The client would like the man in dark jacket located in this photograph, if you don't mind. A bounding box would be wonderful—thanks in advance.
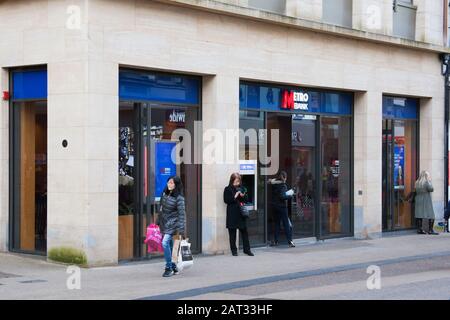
[269,171,295,247]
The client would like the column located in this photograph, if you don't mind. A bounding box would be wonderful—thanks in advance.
[415,0,444,46]
[353,91,383,239]
[420,97,445,220]
[202,74,240,254]
[352,0,393,35]
[286,0,323,21]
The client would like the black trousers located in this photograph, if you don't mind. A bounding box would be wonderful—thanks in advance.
[228,228,251,254]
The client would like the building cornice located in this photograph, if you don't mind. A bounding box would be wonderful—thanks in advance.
[155,0,450,54]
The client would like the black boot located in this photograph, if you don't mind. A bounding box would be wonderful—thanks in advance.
[417,219,427,234]
[428,219,439,235]
[445,219,449,233]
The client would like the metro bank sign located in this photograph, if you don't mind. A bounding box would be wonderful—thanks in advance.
[281,89,309,111]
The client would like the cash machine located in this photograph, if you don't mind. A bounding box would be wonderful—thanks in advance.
[239,160,258,211]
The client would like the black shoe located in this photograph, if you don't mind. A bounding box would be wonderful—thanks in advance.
[244,251,254,256]
[288,241,296,248]
[417,229,427,234]
[428,230,439,235]
[232,252,238,256]
[163,268,174,277]
[172,265,179,275]
[270,241,279,247]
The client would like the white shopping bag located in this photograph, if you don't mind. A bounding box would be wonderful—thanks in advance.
[176,239,194,271]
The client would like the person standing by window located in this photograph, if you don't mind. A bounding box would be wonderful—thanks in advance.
[158,176,186,277]
[415,171,438,235]
[224,173,254,257]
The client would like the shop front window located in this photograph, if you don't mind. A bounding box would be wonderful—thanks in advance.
[119,101,201,260]
[239,110,266,246]
[320,117,352,237]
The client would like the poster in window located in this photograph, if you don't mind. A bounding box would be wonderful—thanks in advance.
[394,145,405,189]
[155,141,177,200]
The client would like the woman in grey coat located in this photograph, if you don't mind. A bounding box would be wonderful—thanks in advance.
[158,176,186,277]
[414,171,438,235]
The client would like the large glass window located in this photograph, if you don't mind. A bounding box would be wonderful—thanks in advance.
[382,119,418,231]
[11,101,48,254]
[322,0,353,28]
[239,110,266,246]
[320,117,352,237]
[119,101,201,260]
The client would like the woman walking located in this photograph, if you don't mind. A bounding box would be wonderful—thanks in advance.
[223,173,254,256]
[269,171,295,247]
[158,176,186,277]
[415,171,438,235]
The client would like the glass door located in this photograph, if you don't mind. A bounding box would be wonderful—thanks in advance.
[11,101,48,254]
[266,113,317,242]
[382,119,418,231]
[319,117,352,238]
[291,115,317,239]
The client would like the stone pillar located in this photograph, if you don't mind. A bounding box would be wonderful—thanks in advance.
[0,68,9,252]
[46,0,119,265]
[286,0,322,21]
[352,0,393,35]
[415,0,444,46]
[202,74,240,255]
[419,97,445,221]
[47,61,119,266]
[353,91,383,239]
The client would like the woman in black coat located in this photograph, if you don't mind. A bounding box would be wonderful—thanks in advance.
[158,176,186,277]
[223,173,254,256]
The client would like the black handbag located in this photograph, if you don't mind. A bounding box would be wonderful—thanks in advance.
[239,203,250,218]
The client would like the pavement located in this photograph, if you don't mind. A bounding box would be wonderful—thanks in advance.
[0,232,450,300]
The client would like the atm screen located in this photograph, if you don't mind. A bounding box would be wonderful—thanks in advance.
[241,175,255,205]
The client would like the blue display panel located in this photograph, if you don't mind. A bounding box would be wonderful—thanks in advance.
[119,70,200,105]
[239,83,352,115]
[12,70,47,100]
[154,141,177,199]
[382,96,418,119]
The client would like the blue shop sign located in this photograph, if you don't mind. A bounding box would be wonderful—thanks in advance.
[119,69,200,105]
[12,69,47,100]
[383,96,418,120]
[239,83,352,116]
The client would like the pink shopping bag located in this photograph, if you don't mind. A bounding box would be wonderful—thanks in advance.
[144,224,163,253]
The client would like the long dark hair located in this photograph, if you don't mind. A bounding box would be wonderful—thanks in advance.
[163,176,184,197]
[228,172,241,188]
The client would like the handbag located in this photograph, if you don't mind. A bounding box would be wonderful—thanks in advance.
[144,224,163,253]
[239,202,250,218]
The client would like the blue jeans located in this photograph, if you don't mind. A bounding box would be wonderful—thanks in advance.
[162,234,177,269]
